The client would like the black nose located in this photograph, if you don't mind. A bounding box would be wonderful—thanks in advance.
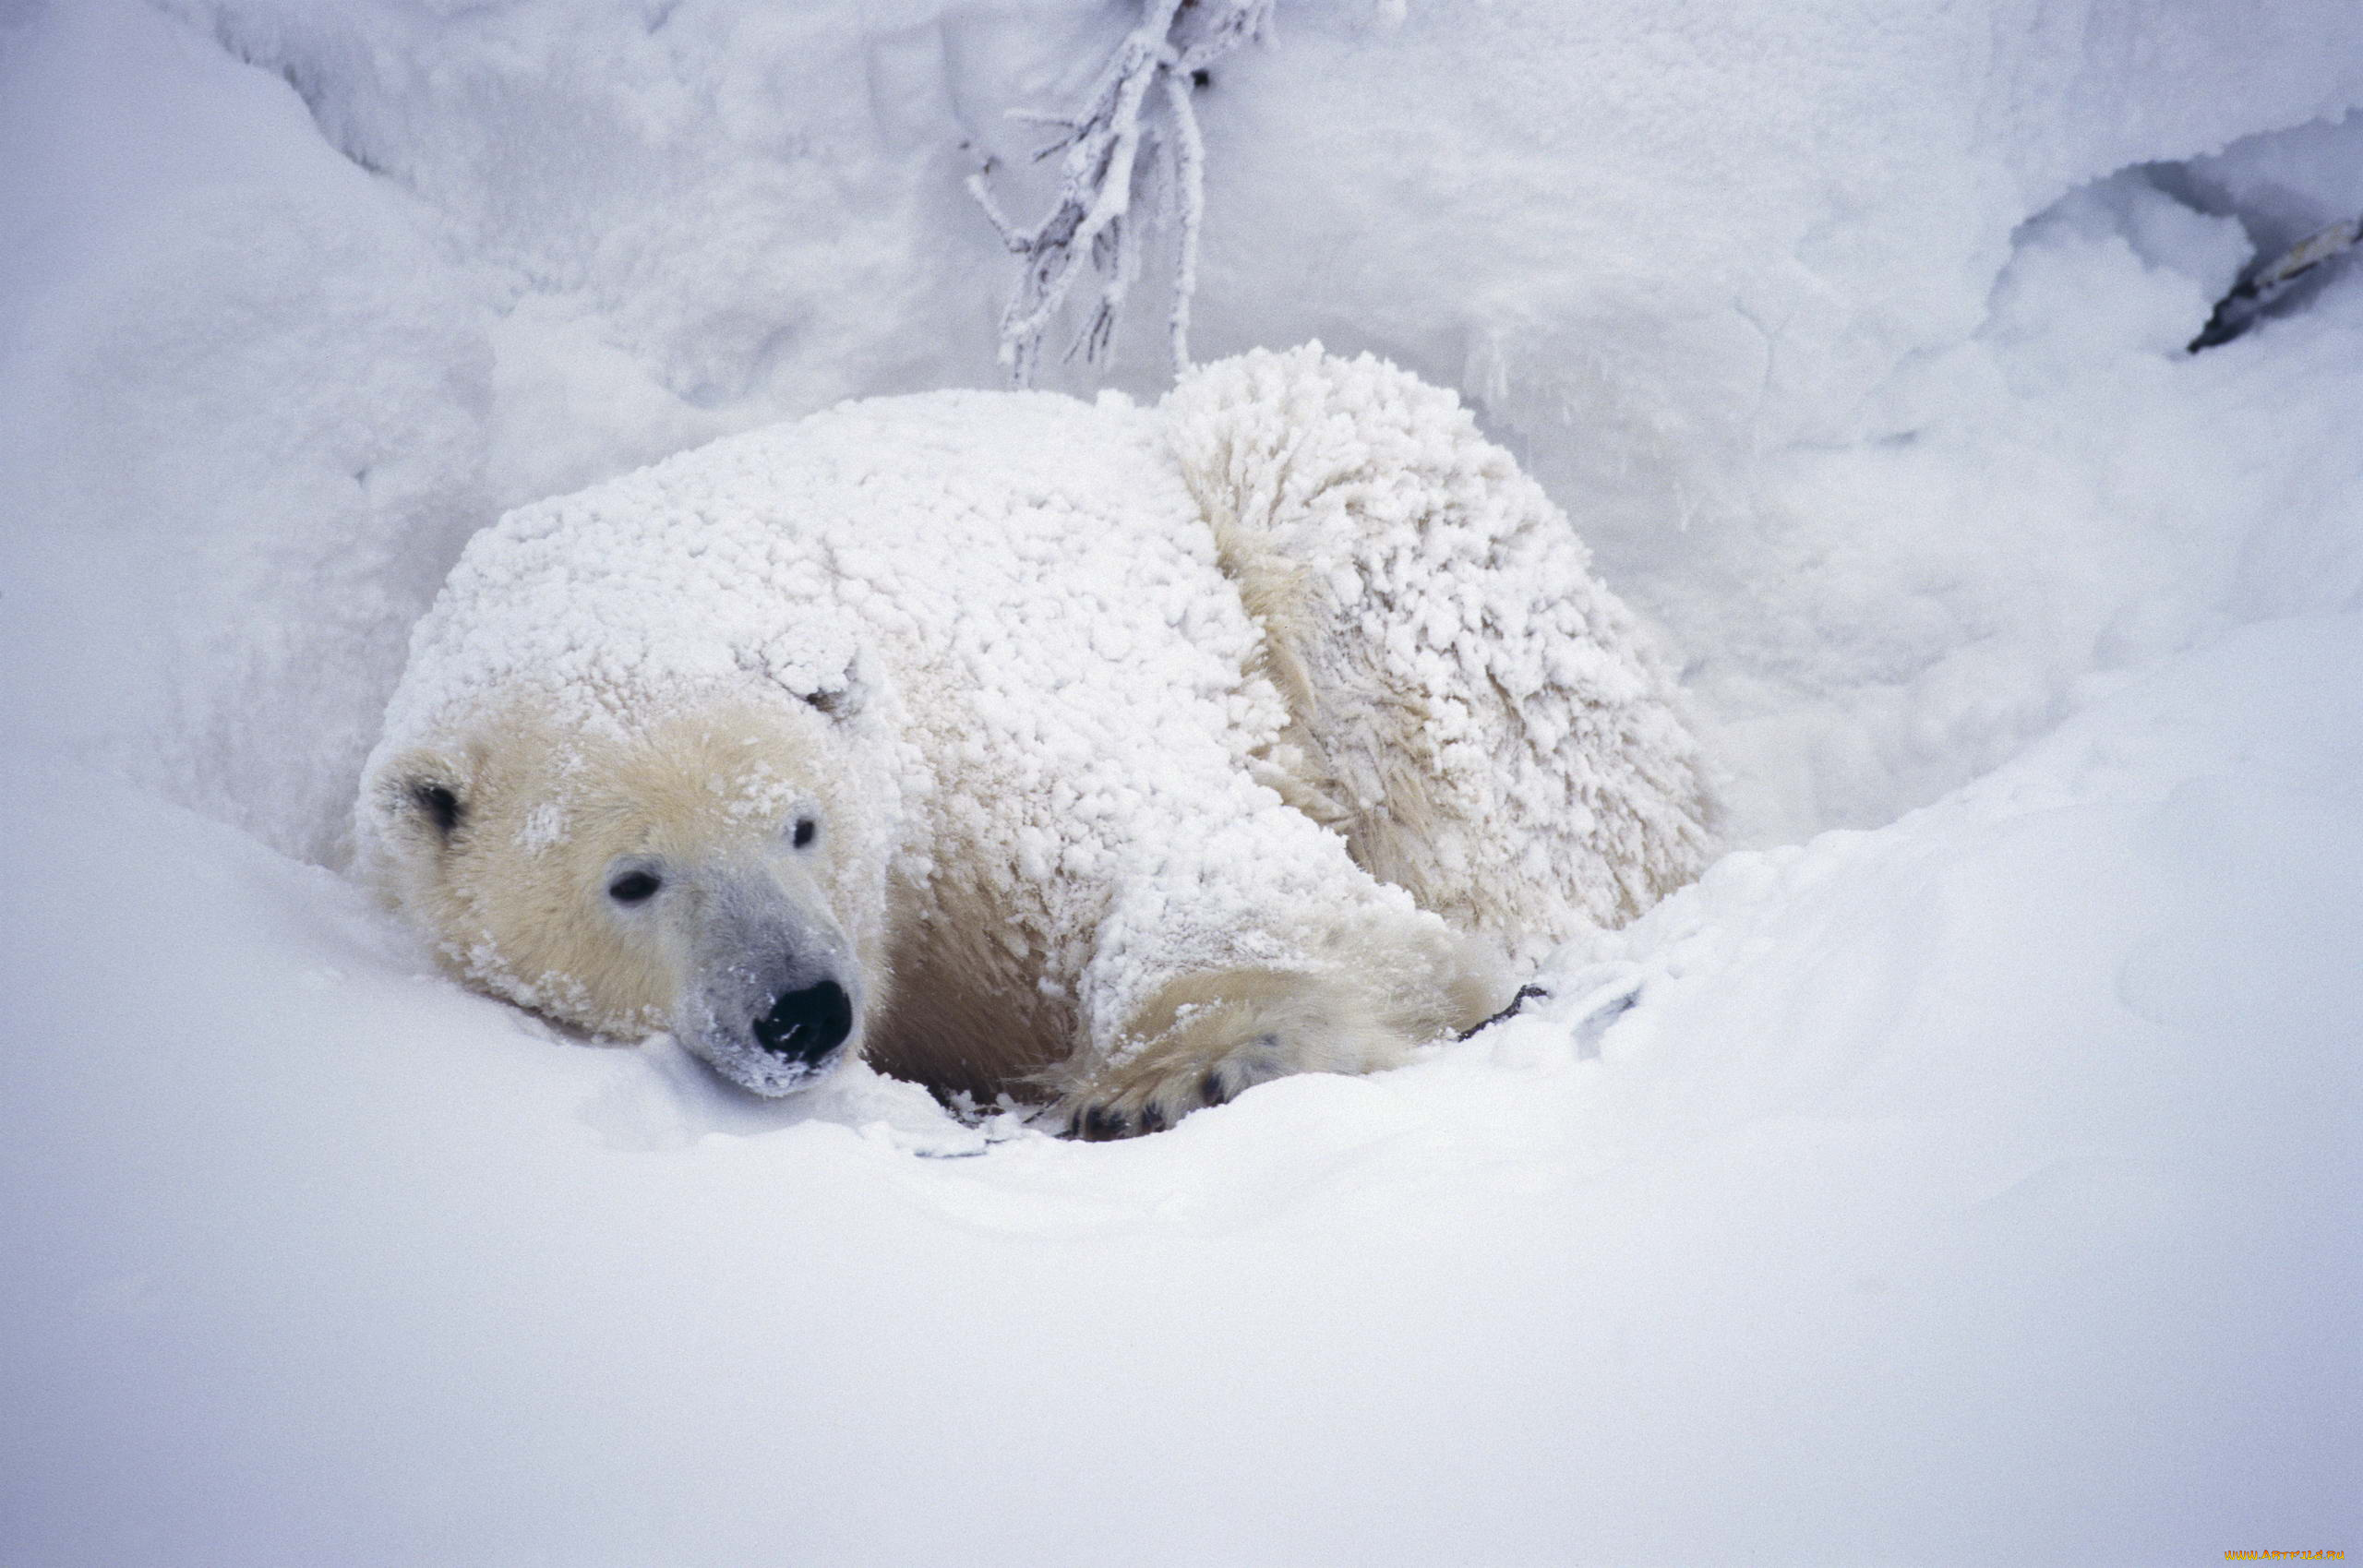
[750,980,853,1065]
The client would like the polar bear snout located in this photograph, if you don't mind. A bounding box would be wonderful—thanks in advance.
[665,860,864,1098]
[677,949,862,1096]
[752,979,855,1067]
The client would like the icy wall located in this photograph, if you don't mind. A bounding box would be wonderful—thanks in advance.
[5,0,2363,859]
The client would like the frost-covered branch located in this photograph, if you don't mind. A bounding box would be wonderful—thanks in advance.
[968,0,1273,384]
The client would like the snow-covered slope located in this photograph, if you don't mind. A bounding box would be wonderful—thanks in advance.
[3,0,2358,1561]
[6,613,2353,1566]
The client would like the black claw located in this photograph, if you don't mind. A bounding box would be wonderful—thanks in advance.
[1458,983,1551,1041]
[1079,1106,1130,1142]
[1199,1070,1229,1107]
[1136,1103,1169,1134]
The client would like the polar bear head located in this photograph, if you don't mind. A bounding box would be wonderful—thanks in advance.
[359,674,906,1097]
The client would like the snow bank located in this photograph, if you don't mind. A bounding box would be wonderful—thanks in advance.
[1709,153,2363,834]
[6,613,2353,1566]
[0,0,491,865]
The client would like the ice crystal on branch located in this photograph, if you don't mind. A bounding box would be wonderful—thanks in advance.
[969,0,1272,385]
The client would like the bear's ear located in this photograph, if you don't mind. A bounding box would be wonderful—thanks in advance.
[374,752,471,846]
[738,636,872,722]
[797,648,871,723]
[410,778,465,836]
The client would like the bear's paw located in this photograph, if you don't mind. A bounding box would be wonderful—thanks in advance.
[1059,968,1407,1140]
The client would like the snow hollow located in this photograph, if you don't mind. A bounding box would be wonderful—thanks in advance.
[2,1,2357,1563]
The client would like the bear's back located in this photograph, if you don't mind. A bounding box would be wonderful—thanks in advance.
[389,389,1286,770]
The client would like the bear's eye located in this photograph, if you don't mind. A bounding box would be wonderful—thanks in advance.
[412,782,463,837]
[607,870,662,905]
[792,816,817,849]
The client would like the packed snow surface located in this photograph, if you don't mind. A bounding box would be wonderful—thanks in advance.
[3,0,2359,1562]
[7,615,2356,1565]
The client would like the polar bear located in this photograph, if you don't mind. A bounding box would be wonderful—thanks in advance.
[359,346,1714,1135]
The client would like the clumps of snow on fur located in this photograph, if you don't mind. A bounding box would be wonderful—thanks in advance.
[374,444,868,750]
[368,349,1708,1080]
[366,350,1712,1083]
[368,370,1418,1067]
[513,802,566,854]
[1165,346,1716,961]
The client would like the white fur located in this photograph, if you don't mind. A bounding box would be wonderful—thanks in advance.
[357,346,1714,1132]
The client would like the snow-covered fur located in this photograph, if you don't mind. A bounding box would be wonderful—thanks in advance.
[1170,351,1714,947]
[358,346,1714,1132]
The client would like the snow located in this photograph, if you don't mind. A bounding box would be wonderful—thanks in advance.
[3,0,2359,1561]
[1161,348,1713,943]
[7,615,2355,1564]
